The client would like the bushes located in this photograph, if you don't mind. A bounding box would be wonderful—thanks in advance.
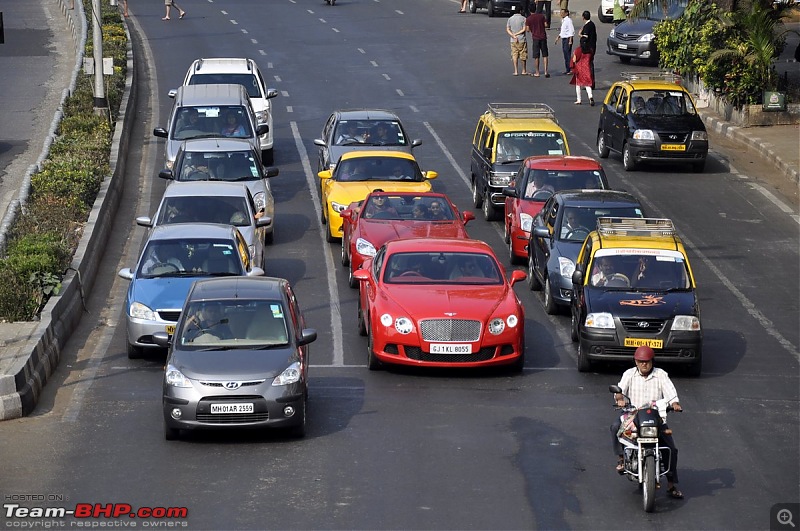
[0,0,126,322]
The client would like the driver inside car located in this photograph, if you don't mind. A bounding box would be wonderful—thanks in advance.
[561,210,587,238]
[525,173,555,199]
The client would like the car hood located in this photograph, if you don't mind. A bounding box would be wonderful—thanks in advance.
[630,114,706,133]
[130,276,213,312]
[614,18,659,36]
[585,289,698,317]
[330,181,432,203]
[551,239,583,262]
[170,348,297,381]
[386,284,509,318]
[359,220,468,244]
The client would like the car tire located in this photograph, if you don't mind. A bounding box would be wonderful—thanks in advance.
[570,311,579,342]
[598,7,611,23]
[577,341,592,372]
[598,132,610,158]
[262,148,274,166]
[341,238,350,266]
[487,0,495,17]
[320,204,327,225]
[471,178,483,208]
[127,342,143,360]
[164,422,179,441]
[503,219,510,244]
[619,56,632,64]
[348,266,358,289]
[623,143,637,171]
[325,225,337,243]
[692,159,706,173]
[469,0,477,13]
[527,253,542,291]
[265,229,274,245]
[288,394,307,438]
[544,276,558,315]
[483,191,499,221]
[357,299,367,336]
[367,332,382,370]
[509,234,523,265]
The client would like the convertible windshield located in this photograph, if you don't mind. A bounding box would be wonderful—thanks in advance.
[383,252,502,284]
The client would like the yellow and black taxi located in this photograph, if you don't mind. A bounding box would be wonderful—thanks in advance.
[470,103,569,221]
[570,217,702,375]
[596,72,708,172]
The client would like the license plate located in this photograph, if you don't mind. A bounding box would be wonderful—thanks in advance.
[211,403,254,414]
[430,343,472,354]
[624,338,663,349]
[618,43,628,50]
[661,144,686,151]
[165,325,175,335]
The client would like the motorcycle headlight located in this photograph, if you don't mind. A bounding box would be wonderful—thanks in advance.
[331,201,348,214]
[355,238,377,257]
[638,33,654,43]
[395,317,413,334]
[671,315,701,331]
[558,257,575,278]
[165,364,192,388]
[640,426,658,438]
[488,317,506,335]
[585,312,615,329]
[253,192,267,212]
[273,361,301,386]
[633,129,655,141]
[691,131,708,141]
[520,214,533,233]
[130,301,156,321]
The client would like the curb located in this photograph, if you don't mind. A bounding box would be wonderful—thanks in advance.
[701,111,800,186]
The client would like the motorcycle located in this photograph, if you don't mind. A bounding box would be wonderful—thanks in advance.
[609,384,681,512]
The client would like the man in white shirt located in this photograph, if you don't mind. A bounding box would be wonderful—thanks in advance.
[554,9,575,75]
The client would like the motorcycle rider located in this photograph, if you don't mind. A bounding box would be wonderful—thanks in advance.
[612,346,684,499]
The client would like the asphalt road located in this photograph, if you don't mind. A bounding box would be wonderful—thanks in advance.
[1,0,798,529]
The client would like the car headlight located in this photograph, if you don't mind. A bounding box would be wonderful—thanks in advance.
[640,426,658,438]
[331,201,348,214]
[273,361,302,386]
[520,213,533,233]
[489,172,513,187]
[165,364,192,388]
[633,129,655,141]
[671,315,701,331]
[585,312,615,329]
[609,28,616,38]
[253,192,267,212]
[506,314,519,328]
[638,33,654,43]
[129,301,156,321]
[558,257,575,278]
[395,317,413,334]
[355,238,377,257]
[691,131,708,141]
[248,244,256,258]
[255,110,268,124]
[488,317,506,335]
[380,313,393,327]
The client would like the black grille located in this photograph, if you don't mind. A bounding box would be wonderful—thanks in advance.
[404,346,496,363]
[616,33,643,42]
[196,412,269,423]
[600,347,694,358]
[620,318,666,333]
[419,319,481,342]
[657,132,689,143]
[158,310,181,322]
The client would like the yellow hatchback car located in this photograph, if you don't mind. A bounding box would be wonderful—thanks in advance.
[318,151,437,242]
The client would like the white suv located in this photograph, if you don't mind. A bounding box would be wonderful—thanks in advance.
[180,58,278,164]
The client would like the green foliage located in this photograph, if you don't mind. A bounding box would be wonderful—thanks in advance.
[0,263,40,322]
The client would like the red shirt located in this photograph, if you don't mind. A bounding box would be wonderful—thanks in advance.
[526,12,547,40]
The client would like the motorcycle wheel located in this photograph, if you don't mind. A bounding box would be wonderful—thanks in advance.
[642,454,656,513]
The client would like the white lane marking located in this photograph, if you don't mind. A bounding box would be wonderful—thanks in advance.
[291,121,344,366]
[286,106,293,113]
[409,105,419,113]
[241,29,248,34]
[221,10,228,14]
[332,27,340,33]
[259,50,267,56]
[382,74,391,81]
[319,18,326,23]
[396,89,405,97]
[396,10,404,14]
[357,48,366,54]
[370,61,378,67]
[749,182,800,223]
[281,90,289,97]
[274,76,282,82]
[423,121,470,188]
[231,19,238,25]
[251,39,258,44]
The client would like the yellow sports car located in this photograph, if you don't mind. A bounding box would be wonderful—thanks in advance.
[318,151,437,242]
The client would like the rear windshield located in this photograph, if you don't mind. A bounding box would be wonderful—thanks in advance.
[188,73,262,99]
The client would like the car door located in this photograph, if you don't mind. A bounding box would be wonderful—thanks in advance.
[505,165,526,237]
[318,114,336,172]
[532,196,558,282]
[608,86,630,152]
[571,237,594,333]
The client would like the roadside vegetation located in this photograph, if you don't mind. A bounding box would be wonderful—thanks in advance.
[0,1,126,321]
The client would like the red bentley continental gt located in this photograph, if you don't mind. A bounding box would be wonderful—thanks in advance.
[353,238,527,372]
[501,156,609,265]
[340,191,475,288]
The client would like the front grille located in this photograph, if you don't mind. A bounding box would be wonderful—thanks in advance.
[420,319,481,342]
[200,380,265,388]
[405,346,496,363]
[620,318,666,333]
[600,347,693,358]
[158,310,181,322]
[616,33,643,43]
[196,412,269,424]
[657,132,689,143]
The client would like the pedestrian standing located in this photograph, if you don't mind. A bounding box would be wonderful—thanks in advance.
[578,10,597,89]
[554,9,574,74]
[163,0,186,20]
[570,38,595,105]
[459,0,467,13]
[535,0,553,28]
[526,8,550,77]
[507,11,529,76]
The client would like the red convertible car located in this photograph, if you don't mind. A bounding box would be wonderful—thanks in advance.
[502,156,608,265]
[340,191,475,288]
[352,238,527,371]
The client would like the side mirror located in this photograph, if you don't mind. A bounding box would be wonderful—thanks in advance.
[411,139,423,148]
[263,166,279,178]
[158,169,174,180]
[249,266,265,277]
[424,170,438,180]
[298,328,318,346]
[483,147,492,159]
[572,269,584,286]
[533,226,549,238]
[117,268,134,280]
[462,211,476,224]
[136,216,153,228]
[502,187,518,198]
[256,216,272,228]
[318,170,332,180]
[265,88,279,99]
[313,138,326,147]
[153,127,168,138]
[256,124,269,136]
[509,269,527,286]
[341,209,353,221]
[353,269,370,282]
[167,89,177,99]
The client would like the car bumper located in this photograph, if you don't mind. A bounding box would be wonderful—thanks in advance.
[627,139,708,163]
[163,383,305,431]
[372,335,524,368]
[579,328,702,364]
[327,206,344,239]
[606,39,657,60]
[126,313,179,350]
[489,186,507,207]
[546,270,573,306]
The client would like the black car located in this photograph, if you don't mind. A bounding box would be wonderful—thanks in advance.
[527,190,646,314]
[468,0,527,17]
[156,277,317,440]
[597,73,709,172]
[606,1,687,64]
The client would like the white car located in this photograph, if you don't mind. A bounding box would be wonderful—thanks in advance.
[179,58,278,164]
[598,0,635,23]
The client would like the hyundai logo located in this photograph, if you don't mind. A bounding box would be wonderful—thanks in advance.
[637,321,650,328]
[223,381,241,390]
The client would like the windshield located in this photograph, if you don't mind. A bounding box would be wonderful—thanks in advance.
[187,73,263,99]
[334,157,424,182]
[176,151,260,182]
[641,1,686,20]
[157,196,251,227]
[334,120,409,146]
[589,251,690,290]
[520,168,606,200]
[178,300,290,348]
[137,240,243,278]
[496,132,566,162]
[558,206,644,241]
[172,106,253,141]
[630,90,697,116]
[383,252,502,285]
